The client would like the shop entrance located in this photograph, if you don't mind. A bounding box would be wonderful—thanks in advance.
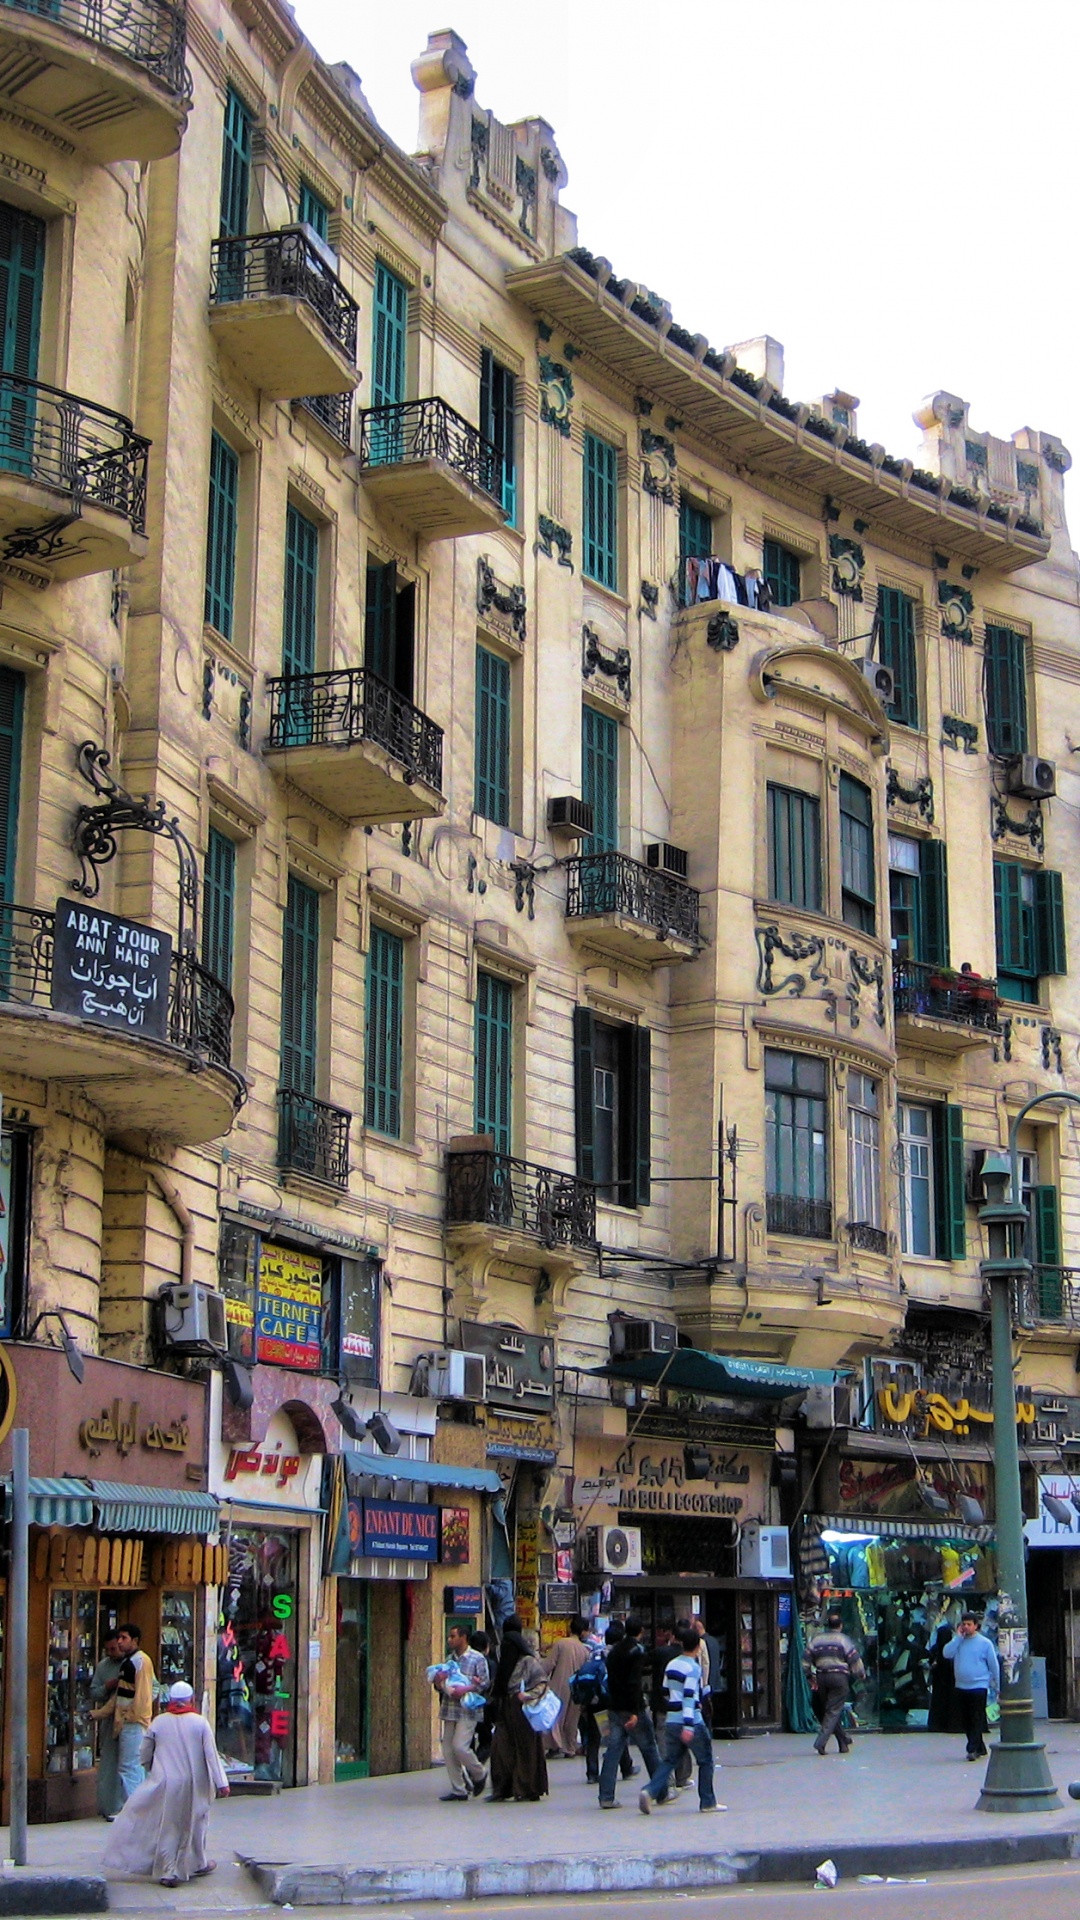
[607,1583,780,1733]
[216,1525,299,1787]
[1027,1549,1066,1717]
[334,1579,370,1779]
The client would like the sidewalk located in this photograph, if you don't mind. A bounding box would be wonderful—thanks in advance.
[7,1727,1080,1911]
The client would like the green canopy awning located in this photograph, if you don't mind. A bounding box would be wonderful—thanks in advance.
[593,1349,840,1401]
[1,1479,220,1533]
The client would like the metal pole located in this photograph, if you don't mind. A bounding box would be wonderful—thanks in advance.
[10,1427,29,1865]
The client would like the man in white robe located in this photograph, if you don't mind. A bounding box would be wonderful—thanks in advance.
[104,1682,230,1886]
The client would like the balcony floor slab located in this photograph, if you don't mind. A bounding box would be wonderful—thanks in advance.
[264,740,444,823]
[209,298,360,398]
[565,915,698,968]
[0,476,147,582]
[0,15,187,161]
[360,458,506,539]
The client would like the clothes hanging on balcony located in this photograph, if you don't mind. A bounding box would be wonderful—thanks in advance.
[683,557,773,611]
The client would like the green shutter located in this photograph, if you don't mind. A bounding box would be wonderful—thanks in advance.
[474,645,511,826]
[365,925,404,1137]
[1032,1185,1063,1317]
[0,200,44,379]
[481,347,517,523]
[767,784,821,913]
[583,432,618,590]
[630,1024,651,1208]
[1034,869,1067,976]
[993,860,1031,975]
[475,971,513,1154]
[877,587,918,729]
[0,667,23,907]
[201,826,236,988]
[372,261,407,410]
[582,705,619,853]
[678,500,712,603]
[573,1005,596,1184]
[934,1103,966,1262]
[918,839,950,968]
[281,875,319,1097]
[364,560,397,683]
[220,87,252,239]
[204,431,239,641]
[283,502,319,677]
[984,625,1029,758]
[763,538,801,609]
[298,181,329,240]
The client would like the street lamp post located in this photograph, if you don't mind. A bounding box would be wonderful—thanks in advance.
[973,1091,1080,1813]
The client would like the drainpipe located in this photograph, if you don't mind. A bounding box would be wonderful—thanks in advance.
[143,1161,194,1288]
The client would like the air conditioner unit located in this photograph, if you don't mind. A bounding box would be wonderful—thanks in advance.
[578,1524,643,1576]
[287,220,339,274]
[800,1382,854,1430]
[645,842,689,880]
[854,657,895,706]
[609,1316,678,1358]
[158,1283,228,1356]
[548,795,594,837]
[738,1523,792,1580]
[1006,755,1056,800]
[427,1349,487,1403]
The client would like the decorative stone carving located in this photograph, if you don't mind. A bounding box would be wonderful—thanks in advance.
[990,794,1044,853]
[706,612,739,651]
[536,515,573,569]
[938,580,974,644]
[582,624,631,699]
[942,716,978,753]
[477,556,526,642]
[1041,1025,1063,1073]
[639,581,659,621]
[885,765,934,824]
[755,922,827,997]
[538,353,574,436]
[515,156,536,235]
[828,535,865,600]
[640,428,676,505]
[847,950,886,1029]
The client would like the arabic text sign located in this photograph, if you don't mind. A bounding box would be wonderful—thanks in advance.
[461,1321,555,1410]
[257,1241,323,1369]
[52,898,172,1040]
[362,1499,439,1561]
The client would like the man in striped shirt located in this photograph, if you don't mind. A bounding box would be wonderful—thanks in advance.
[638,1628,725,1814]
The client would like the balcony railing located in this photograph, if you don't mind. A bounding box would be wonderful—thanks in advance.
[564,852,701,946]
[1,0,190,98]
[297,391,353,447]
[356,397,503,502]
[278,1088,350,1189]
[893,958,1000,1031]
[266,667,444,792]
[210,231,358,362]
[0,376,149,531]
[1016,1267,1080,1328]
[446,1147,597,1252]
[766,1193,832,1239]
[849,1220,889,1256]
[0,903,233,1068]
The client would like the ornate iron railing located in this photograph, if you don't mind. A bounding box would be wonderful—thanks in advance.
[446,1147,597,1252]
[297,390,353,447]
[0,376,149,533]
[893,958,1000,1031]
[849,1220,889,1256]
[266,667,444,793]
[564,852,700,946]
[1015,1267,1080,1328]
[766,1193,832,1239]
[210,230,358,363]
[278,1088,350,1189]
[357,396,503,503]
[1,0,190,98]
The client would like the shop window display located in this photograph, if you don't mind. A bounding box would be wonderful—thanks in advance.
[216,1527,299,1785]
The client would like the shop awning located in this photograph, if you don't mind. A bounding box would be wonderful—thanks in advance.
[2,1478,95,1526]
[593,1350,840,1401]
[342,1452,503,1493]
[819,1512,995,1545]
[85,1484,220,1535]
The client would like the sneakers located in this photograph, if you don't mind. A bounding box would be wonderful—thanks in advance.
[700,1803,728,1812]
[638,1787,654,1815]
[598,1800,617,1810]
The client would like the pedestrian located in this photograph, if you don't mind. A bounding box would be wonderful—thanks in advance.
[578,1625,640,1787]
[639,1627,724,1815]
[542,1615,591,1758]
[692,1614,723,1732]
[805,1610,865,1755]
[91,1633,123,1821]
[90,1623,157,1805]
[103,1682,230,1887]
[433,1622,489,1801]
[942,1614,1000,1761]
[598,1617,664,1809]
[488,1623,549,1802]
[927,1622,961,1733]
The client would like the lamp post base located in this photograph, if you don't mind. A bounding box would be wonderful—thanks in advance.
[977,1739,1061,1812]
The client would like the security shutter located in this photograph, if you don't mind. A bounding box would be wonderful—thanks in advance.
[219,87,253,239]
[583,431,618,590]
[877,587,918,729]
[1033,869,1067,977]
[933,1104,966,1262]
[630,1024,652,1208]
[204,432,239,640]
[365,925,403,1137]
[0,667,24,906]
[474,970,513,1154]
[1031,1185,1062,1318]
[572,1005,596,1184]
[983,625,1029,759]
[283,503,319,678]
[281,876,319,1097]
[474,646,511,826]
[582,705,619,854]
[918,839,950,969]
[201,826,236,988]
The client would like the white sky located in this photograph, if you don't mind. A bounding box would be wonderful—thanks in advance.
[293,0,1079,528]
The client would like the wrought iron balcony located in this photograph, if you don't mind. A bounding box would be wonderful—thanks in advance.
[563,851,701,964]
[3,0,189,92]
[278,1088,350,1189]
[0,375,149,579]
[1015,1267,1080,1328]
[848,1220,889,1256]
[209,231,359,397]
[766,1193,832,1239]
[296,390,353,447]
[893,959,1000,1035]
[446,1146,597,1253]
[264,667,444,822]
[0,0,190,160]
[356,398,507,539]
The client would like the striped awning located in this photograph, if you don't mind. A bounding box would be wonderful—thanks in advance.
[21,1479,94,1526]
[86,1483,219,1535]
[819,1512,995,1545]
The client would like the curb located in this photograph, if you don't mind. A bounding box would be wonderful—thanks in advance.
[0,1870,109,1915]
[241,1827,1080,1906]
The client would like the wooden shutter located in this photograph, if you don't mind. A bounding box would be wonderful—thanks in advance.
[298,182,329,240]
[918,839,950,968]
[0,667,23,908]
[474,970,513,1154]
[877,587,918,729]
[474,646,511,826]
[364,560,397,682]
[219,87,252,238]
[1031,1185,1063,1317]
[993,860,1030,975]
[0,201,44,380]
[763,538,800,609]
[481,349,517,523]
[767,784,821,913]
[365,925,403,1136]
[201,826,236,988]
[630,1024,652,1208]
[281,876,320,1097]
[1033,869,1066,977]
[583,432,618,590]
[582,705,619,853]
[204,431,239,641]
[283,502,319,678]
[573,1005,596,1184]
[983,625,1029,759]
[933,1104,966,1262]
[372,262,408,409]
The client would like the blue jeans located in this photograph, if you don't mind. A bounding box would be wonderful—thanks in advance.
[116,1722,147,1803]
[598,1708,662,1804]
[644,1720,716,1808]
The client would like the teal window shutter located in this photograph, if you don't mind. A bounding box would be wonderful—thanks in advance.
[474,645,511,826]
[0,201,45,381]
[298,182,330,240]
[201,826,236,988]
[631,1024,651,1208]
[984,625,1029,758]
[762,538,800,608]
[480,347,517,523]
[877,587,918,728]
[281,875,320,1096]
[678,500,713,605]
[1031,1185,1063,1317]
[204,431,239,641]
[918,839,950,968]
[0,666,23,906]
[767,783,821,913]
[372,261,408,409]
[364,559,397,685]
[365,925,404,1137]
[839,773,875,932]
[994,860,1032,975]
[1034,869,1067,976]
[933,1103,966,1261]
[573,1005,596,1183]
[220,87,253,239]
[583,431,618,590]
[582,705,619,853]
[475,970,513,1154]
[283,502,319,677]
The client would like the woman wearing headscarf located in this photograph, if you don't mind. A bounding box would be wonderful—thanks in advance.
[104,1682,230,1887]
[487,1619,549,1802]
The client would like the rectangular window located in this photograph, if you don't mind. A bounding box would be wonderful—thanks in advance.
[1028,1180,1063,1319]
[877,586,918,729]
[574,1007,650,1208]
[474,645,511,826]
[839,774,875,933]
[582,705,619,854]
[0,665,24,906]
[767,783,821,913]
[475,970,513,1154]
[202,827,236,989]
[298,181,330,241]
[282,502,319,677]
[763,538,801,609]
[217,1220,380,1380]
[898,1102,933,1256]
[281,875,319,1096]
[372,261,408,410]
[583,431,618,590]
[994,860,1066,1002]
[365,924,404,1138]
[364,559,415,699]
[480,347,517,524]
[889,835,950,967]
[678,499,713,606]
[933,1103,966,1261]
[219,86,253,239]
[0,200,45,387]
[984,624,1029,758]
[764,1049,829,1236]
[204,431,239,641]
[847,1071,881,1231]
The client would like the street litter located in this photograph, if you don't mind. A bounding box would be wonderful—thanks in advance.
[815,1859,839,1887]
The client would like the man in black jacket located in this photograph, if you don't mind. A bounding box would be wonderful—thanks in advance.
[597,1618,665,1809]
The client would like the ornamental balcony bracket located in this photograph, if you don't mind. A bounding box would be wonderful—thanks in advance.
[71,741,199,951]
[990,793,1044,852]
[477,556,526,641]
[706,611,739,651]
[582,623,631,699]
[886,765,934,823]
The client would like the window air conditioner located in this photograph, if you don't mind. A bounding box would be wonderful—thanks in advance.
[548,796,594,837]
[738,1522,792,1579]
[158,1283,228,1356]
[578,1524,643,1576]
[609,1316,678,1357]
[855,658,895,706]
[1006,756,1056,801]
[287,221,339,274]
[645,842,689,880]
[427,1350,487,1403]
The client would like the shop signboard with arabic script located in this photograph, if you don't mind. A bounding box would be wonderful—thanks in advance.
[52,899,171,1040]
[257,1242,323,1369]
[460,1322,554,1411]
[869,1360,1080,1444]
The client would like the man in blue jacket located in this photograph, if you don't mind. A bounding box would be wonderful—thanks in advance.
[943,1614,1000,1760]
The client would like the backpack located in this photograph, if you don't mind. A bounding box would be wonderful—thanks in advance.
[569,1654,608,1709]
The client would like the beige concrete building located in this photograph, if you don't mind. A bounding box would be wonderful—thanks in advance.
[1,0,1080,1810]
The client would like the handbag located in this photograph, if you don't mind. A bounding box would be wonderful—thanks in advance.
[521,1685,562,1734]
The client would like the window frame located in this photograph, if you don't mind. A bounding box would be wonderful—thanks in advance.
[983,624,1029,759]
[280,873,321,1098]
[767,781,822,914]
[474,643,513,827]
[217,1218,381,1385]
[282,499,320,678]
[574,1007,650,1209]
[480,346,517,525]
[219,85,253,240]
[298,181,330,241]
[364,922,405,1140]
[583,430,619,591]
[204,429,240,642]
[994,859,1066,1003]
[897,1100,935,1258]
[202,825,236,990]
[764,1048,830,1237]
[763,537,801,609]
[876,585,919,730]
[678,497,713,606]
[847,1070,882,1230]
[372,260,408,411]
[474,969,514,1155]
[839,773,876,933]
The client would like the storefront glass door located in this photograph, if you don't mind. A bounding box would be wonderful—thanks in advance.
[334,1578,369,1779]
[216,1526,299,1786]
